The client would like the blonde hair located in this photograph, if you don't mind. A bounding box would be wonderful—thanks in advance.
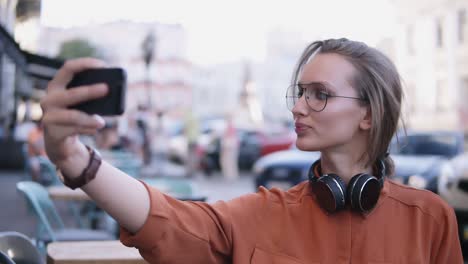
[292,38,403,176]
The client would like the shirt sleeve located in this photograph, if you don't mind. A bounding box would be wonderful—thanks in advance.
[119,182,267,264]
[431,204,464,264]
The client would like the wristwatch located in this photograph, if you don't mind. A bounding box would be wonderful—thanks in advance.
[58,145,102,190]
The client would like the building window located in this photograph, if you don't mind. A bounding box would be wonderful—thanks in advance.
[458,9,466,43]
[436,18,444,48]
[407,25,414,55]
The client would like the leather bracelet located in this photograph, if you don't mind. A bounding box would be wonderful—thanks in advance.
[58,145,102,190]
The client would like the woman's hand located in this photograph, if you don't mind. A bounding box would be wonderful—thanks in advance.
[40,58,108,171]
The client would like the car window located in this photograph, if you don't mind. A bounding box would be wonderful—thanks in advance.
[390,133,460,157]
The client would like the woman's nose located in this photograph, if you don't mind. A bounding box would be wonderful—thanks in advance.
[291,96,309,116]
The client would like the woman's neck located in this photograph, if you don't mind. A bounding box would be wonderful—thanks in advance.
[319,152,372,184]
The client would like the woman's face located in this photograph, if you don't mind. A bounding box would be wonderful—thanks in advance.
[292,53,370,152]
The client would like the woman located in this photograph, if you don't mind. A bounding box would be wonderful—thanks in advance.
[40,38,463,263]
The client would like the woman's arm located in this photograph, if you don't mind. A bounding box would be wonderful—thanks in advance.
[41,58,149,233]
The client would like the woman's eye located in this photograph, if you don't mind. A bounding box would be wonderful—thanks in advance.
[315,90,328,100]
[297,88,304,97]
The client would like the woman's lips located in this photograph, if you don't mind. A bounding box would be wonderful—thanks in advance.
[294,122,310,134]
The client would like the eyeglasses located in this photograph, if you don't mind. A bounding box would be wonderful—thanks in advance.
[285,82,368,112]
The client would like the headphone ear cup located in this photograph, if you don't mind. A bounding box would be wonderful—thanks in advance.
[347,174,381,213]
[313,173,347,213]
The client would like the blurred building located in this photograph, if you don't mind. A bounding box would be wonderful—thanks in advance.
[38,21,192,117]
[191,61,244,119]
[235,62,263,129]
[392,0,468,133]
[0,0,62,169]
[257,29,308,123]
[0,0,61,131]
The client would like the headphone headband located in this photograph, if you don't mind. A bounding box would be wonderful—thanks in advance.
[309,158,386,187]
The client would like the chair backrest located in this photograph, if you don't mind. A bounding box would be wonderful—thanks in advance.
[145,178,194,196]
[102,150,141,177]
[0,232,45,264]
[0,251,15,264]
[16,181,65,242]
[21,143,30,178]
[37,157,61,186]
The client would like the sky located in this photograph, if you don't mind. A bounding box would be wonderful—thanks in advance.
[40,0,398,65]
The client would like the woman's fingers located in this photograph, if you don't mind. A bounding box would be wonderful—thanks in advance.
[42,109,105,128]
[77,127,102,135]
[48,58,106,92]
[41,83,108,110]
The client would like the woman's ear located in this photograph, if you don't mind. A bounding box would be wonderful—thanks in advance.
[359,106,371,130]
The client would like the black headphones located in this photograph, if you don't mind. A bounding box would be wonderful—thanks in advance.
[308,159,386,214]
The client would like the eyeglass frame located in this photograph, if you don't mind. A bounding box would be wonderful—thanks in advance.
[285,82,369,112]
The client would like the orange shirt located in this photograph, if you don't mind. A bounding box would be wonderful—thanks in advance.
[120,180,463,264]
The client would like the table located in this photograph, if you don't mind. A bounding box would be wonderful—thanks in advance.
[47,185,206,202]
[48,184,172,202]
[47,240,146,264]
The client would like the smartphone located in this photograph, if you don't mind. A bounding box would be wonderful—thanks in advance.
[66,68,127,116]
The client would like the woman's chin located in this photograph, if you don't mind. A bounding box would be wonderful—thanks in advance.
[295,141,320,152]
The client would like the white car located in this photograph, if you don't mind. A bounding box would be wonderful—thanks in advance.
[438,152,468,210]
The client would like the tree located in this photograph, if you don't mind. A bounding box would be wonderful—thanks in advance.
[57,39,99,60]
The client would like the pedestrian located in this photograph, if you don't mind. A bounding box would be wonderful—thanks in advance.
[26,119,47,181]
[183,112,199,177]
[220,113,239,180]
[135,104,151,165]
[40,38,463,263]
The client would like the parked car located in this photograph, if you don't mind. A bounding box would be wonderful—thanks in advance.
[438,152,468,257]
[166,118,225,164]
[389,131,464,193]
[253,147,319,190]
[200,128,296,174]
[253,131,464,192]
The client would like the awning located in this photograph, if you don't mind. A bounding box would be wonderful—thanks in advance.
[0,24,27,70]
[24,51,63,84]
[1,24,64,93]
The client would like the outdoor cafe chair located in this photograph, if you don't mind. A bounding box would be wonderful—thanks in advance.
[101,150,142,177]
[37,157,62,186]
[16,181,115,247]
[0,231,44,264]
[143,178,207,201]
[144,177,194,196]
[29,157,86,228]
[0,251,15,264]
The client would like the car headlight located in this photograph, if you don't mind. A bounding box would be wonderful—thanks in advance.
[408,175,427,189]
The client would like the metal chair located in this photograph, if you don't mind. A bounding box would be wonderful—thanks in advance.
[0,251,15,264]
[102,150,142,177]
[16,181,115,247]
[36,157,62,186]
[144,178,194,196]
[0,232,44,264]
[144,178,207,201]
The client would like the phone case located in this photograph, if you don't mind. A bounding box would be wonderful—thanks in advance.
[66,68,126,116]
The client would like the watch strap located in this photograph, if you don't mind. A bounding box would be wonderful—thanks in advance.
[60,145,102,190]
